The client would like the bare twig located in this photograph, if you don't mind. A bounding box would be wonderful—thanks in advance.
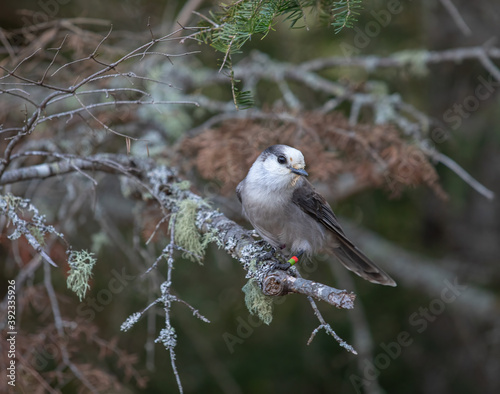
[176,0,205,28]
[24,232,58,267]
[171,295,211,323]
[0,27,16,60]
[476,47,500,83]
[306,297,358,354]
[40,99,199,125]
[40,35,68,84]
[278,267,357,354]
[439,0,472,36]
[145,215,171,245]
[430,150,495,200]
[44,262,99,393]
[0,153,139,185]
[0,26,201,180]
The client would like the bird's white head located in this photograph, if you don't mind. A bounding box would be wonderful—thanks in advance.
[248,145,308,190]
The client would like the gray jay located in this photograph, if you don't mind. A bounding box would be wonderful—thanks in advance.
[237,144,396,286]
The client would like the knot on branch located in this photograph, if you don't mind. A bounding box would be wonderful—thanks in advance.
[262,270,288,296]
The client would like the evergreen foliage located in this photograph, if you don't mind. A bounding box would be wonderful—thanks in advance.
[199,0,362,108]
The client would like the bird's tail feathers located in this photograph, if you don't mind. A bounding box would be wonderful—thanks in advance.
[331,241,396,287]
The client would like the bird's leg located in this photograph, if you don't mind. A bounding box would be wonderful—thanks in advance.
[270,260,293,271]
[287,250,304,266]
[271,250,305,271]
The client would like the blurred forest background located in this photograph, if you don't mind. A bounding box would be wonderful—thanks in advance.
[1,0,500,393]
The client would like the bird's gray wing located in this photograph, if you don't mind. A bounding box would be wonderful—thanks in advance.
[292,180,396,287]
[236,181,243,203]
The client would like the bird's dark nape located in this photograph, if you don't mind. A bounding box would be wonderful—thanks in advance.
[260,145,286,160]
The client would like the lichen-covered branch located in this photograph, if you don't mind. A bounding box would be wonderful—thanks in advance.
[261,270,355,308]
[300,44,500,72]
[0,193,63,267]
[1,153,356,307]
[0,152,358,357]
[0,152,149,185]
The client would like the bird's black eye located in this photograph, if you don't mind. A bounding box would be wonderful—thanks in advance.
[277,155,287,165]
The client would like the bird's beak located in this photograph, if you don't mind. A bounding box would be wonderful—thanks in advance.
[291,167,308,177]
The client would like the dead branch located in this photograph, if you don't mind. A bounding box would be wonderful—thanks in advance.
[438,0,472,36]
[0,26,201,180]
[300,44,500,71]
[0,153,144,185]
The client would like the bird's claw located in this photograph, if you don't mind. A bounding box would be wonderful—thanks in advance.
[257,248,293,271]
[257,248,276,263]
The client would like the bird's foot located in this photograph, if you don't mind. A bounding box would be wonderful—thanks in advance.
[271,250,305,270]
[258,249,305,271]
[257,247,277,263]
[270,261,292,271]
[257,248,290,270]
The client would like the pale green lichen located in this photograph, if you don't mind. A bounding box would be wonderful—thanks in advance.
[91,232,110,253]
[1,193,23,211]
[392,49,429,77]
[203,228,222,249]
[171,199,210,264]
[67,250,96,301]
[242,279,274,325]
[247,259,257,273]
[174,180,191,191]
[29,226,46,246]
